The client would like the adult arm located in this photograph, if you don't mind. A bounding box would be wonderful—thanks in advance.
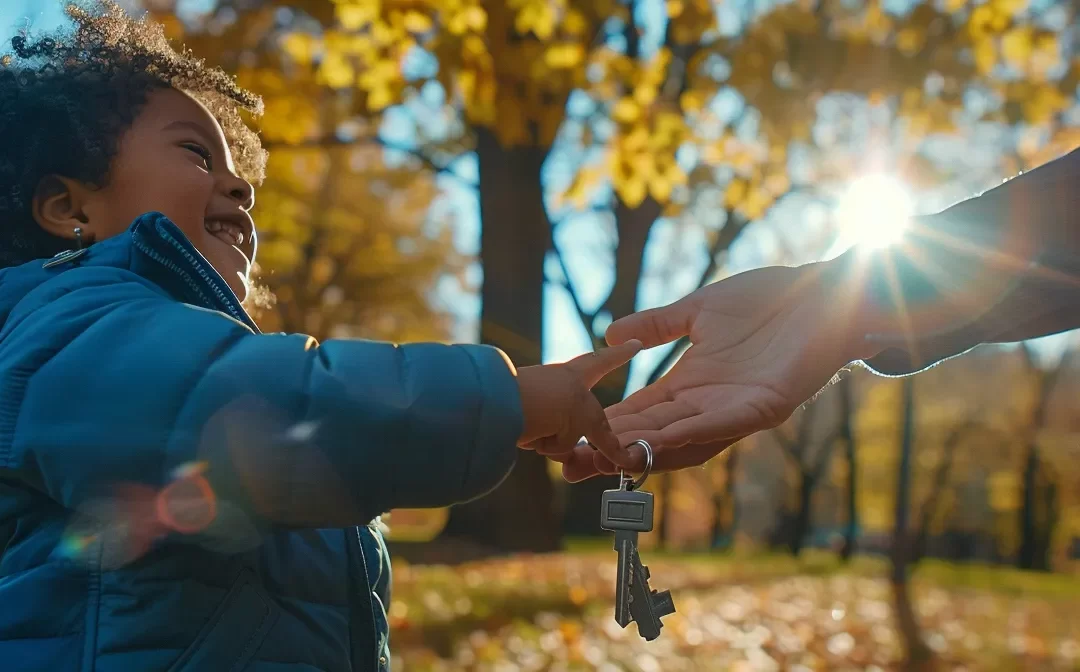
[856,145,1080,374]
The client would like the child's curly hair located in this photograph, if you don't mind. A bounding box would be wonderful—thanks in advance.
[0,0,267,269]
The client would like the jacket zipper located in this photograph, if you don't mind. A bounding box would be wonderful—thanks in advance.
[133,217,379,668]
[349,526,379,672]
[130,221,258,331]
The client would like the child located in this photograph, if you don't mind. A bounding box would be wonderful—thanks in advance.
[0,3,640,671]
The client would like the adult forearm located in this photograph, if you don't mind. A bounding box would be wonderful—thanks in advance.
[837,146,1080,374]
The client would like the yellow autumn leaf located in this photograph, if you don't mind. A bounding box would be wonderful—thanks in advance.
[319,54,355,89]
[633,84,657,107]
[742,188,772,220]
[764,172,790,196]
[896,27,924,55]
[562,9,588,36]
[403,11,433,33]
[724,178,748,208]
[1002,26,1033,67]
[545,43,584,69]
[336,3,376,31]
[367,86,394,111]
[974,38,996,75]
[968,5,994,38]
[282,33,319,65]
[989,471,1021,511]
[619,176,648,208]
[463,35,487,57]
[944,0,966,12]
[667,0,685,18]
[649,175,673,202]
[464,6,487,31]
[621,125,649,151]
[680,90,706,113]
[666,164,688,186]
[991,0,1028,19]
[612,98,641,124]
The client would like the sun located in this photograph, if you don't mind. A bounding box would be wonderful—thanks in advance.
[834,174,914,250]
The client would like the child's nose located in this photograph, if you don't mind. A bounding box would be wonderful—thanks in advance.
[222,173,255,211]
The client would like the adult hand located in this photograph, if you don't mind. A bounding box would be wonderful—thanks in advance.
[561,259,873,482]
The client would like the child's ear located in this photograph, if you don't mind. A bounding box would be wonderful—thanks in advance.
[32,174,96,242]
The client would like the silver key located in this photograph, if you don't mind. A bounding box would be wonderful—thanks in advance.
[599,440,676,641]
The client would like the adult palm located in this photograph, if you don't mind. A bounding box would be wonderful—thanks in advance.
[561,260,866,482]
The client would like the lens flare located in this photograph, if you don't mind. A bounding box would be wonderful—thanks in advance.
[54,461,219,568]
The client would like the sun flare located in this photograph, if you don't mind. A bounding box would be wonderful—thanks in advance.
[835,174,913,250]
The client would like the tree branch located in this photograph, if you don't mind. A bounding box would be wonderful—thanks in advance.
[549,203,613,226]
[911,420,974,564]
[551,244,602,350]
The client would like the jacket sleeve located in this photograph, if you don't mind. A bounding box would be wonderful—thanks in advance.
[858,146,1080,376]
[5,280,522,531]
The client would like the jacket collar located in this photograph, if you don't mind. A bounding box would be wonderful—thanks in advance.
[45,212,260,332]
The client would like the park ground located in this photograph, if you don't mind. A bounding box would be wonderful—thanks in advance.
[388,544,1080,671]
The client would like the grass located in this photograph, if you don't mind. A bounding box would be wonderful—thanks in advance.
[389,549,1080,670]
[563,537,1080,600]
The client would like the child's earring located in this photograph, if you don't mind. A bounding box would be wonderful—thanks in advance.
[42,225,90,269]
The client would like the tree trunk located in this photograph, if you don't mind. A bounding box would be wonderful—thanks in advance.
[892,378,935,671]
[1017,346,1067,571]
[790,473,814,556]
[1017,442,1041,570]
[438,129,560,555]
[563,197,660,537]
[1035,480,1058,572]
[837,377,858,562]
[711,447,740,548]
[658,472,673,549]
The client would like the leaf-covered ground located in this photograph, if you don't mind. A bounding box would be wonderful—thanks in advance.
[387,552,1080,671]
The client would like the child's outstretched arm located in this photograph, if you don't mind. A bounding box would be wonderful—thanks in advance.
[2,276,633,537]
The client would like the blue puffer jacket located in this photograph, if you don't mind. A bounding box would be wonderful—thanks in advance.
[0,212,523,671]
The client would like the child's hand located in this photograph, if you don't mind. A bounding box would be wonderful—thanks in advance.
[515,340,643,469]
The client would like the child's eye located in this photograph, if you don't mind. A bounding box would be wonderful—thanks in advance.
[181,142,213,170]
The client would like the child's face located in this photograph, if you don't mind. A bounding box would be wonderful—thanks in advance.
[80,87,258,300]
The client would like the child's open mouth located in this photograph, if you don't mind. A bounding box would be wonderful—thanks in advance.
[204,217,254,264]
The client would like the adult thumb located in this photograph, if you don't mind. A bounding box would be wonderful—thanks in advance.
[566,340,643,389]
[605,295,700,348]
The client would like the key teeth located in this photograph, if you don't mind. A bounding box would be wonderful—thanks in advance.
[652,589,676,618]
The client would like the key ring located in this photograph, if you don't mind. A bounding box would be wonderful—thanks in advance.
[620,439,653,490]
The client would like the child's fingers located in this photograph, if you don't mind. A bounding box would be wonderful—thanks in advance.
[529,427,581,457]
[578,394,634,468]
[565,340,643,389]
[560,443,606,482]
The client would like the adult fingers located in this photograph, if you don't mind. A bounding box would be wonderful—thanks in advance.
[658,404,772,447]
[651,438,740,471]
[604,378,675,420]
[605,294,701,348]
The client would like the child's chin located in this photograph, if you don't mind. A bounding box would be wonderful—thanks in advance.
[224,270,249,302]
